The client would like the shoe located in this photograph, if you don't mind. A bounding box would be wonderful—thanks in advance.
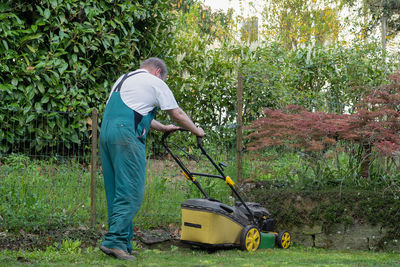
[100,245,136,261]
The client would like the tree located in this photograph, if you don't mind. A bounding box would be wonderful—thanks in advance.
[246,71,400,178]
[241,16,259,42]
[346,0,400,48]
[262,0,342,49]
[174,1,236,43]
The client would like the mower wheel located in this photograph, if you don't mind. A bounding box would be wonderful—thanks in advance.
[240,225,261,252]
[276,230,291,249]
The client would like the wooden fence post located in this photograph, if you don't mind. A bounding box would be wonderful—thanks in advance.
[237,72,243,183]
[90,108,98,228]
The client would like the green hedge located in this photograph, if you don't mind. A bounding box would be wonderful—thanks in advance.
[0,0,176,154]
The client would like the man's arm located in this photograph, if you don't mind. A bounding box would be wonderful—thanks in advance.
[167,107,204,137]
[150,119,179,132]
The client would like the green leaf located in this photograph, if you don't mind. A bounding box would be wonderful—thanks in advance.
[11,78,18,86]
[50,0,57,9]
[34,102,42,110]
[78,43,85,53]
[25,114,35,123]
[2,40,8,50]
[0,84,11,92]
[70,133,80,144]
[27,45,36,53]
[35,61,45,69]
[44,9,50,20]
[41,95,49,103]
[37,82,44,94]
[58,62,68,74]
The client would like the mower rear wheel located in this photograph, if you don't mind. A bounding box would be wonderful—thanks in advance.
[276,230,291,249]
[240,225,261,252]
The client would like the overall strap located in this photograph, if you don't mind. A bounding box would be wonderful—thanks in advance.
[113,71,146,93]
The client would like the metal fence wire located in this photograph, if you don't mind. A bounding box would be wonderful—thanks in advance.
[0,107,239,231]
[0,107,92,161]
[0,107,97,231]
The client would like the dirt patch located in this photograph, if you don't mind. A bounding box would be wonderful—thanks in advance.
[146,159,200,181]
[0,227,105,251]
[0,225,183,251]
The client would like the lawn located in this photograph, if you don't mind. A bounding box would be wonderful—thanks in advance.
[1,245,400,267]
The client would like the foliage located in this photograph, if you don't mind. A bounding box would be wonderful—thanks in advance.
[246,71,400,178]
[241,16,259,42]
[346,0,400,38]
[239,41,397,126]
[60,239,82,254]
[241,144,400,192]
[0,0,178,154]
[262,0,342,49]
[1,0,398,156]
[174,0,236,42]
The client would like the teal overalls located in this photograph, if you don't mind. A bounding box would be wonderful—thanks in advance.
[99,71,156,253]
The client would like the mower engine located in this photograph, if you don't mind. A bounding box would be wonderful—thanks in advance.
[235,202,275,232]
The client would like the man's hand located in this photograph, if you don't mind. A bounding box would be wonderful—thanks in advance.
[163,124,180,132]
[167,108,206,137]
[195,127,205,137]
[150,120,179,132]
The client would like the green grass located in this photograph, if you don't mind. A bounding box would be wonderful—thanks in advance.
[1,245,400,267]
[0,152,234,231]
[0,154,99,231]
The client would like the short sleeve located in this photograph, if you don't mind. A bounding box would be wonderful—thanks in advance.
[155,82,179,110]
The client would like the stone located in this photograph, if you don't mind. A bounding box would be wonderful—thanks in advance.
[286,223,400,251]
[384,239,400,252]
[300,225,323,235]
[291,233,314,247]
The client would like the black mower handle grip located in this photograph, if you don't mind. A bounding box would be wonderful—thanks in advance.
[162,127,203,149]
[161,127,187,143]
[196,136,202,147]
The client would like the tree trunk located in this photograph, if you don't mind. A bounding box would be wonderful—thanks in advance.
[381,11,387,50]
[361,144,372,179]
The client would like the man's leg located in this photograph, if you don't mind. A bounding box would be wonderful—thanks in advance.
[101,136,146,251]
[99,133,116,228]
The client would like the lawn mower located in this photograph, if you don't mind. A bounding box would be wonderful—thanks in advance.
[161,129,291,251]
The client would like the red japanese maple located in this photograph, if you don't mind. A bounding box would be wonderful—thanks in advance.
[246,72,400,177]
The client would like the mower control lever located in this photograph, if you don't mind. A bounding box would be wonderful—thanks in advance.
[219,162,227,170]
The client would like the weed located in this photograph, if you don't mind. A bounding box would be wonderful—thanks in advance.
[61,239,82,254]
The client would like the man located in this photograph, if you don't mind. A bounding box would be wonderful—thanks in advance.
[99,57,204,260]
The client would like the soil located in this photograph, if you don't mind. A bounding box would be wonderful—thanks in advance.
[0,224,185,251]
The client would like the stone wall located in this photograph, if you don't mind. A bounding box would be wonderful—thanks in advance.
[240,183,400,252]
[290,224,399,251]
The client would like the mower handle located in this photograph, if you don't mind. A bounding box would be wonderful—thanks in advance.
[161,127,257,224]
[161,128,203,148]
[196,136,202,147]
[162,127,188,141]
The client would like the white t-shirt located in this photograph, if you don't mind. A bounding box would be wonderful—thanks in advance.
[109,69,179,115]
